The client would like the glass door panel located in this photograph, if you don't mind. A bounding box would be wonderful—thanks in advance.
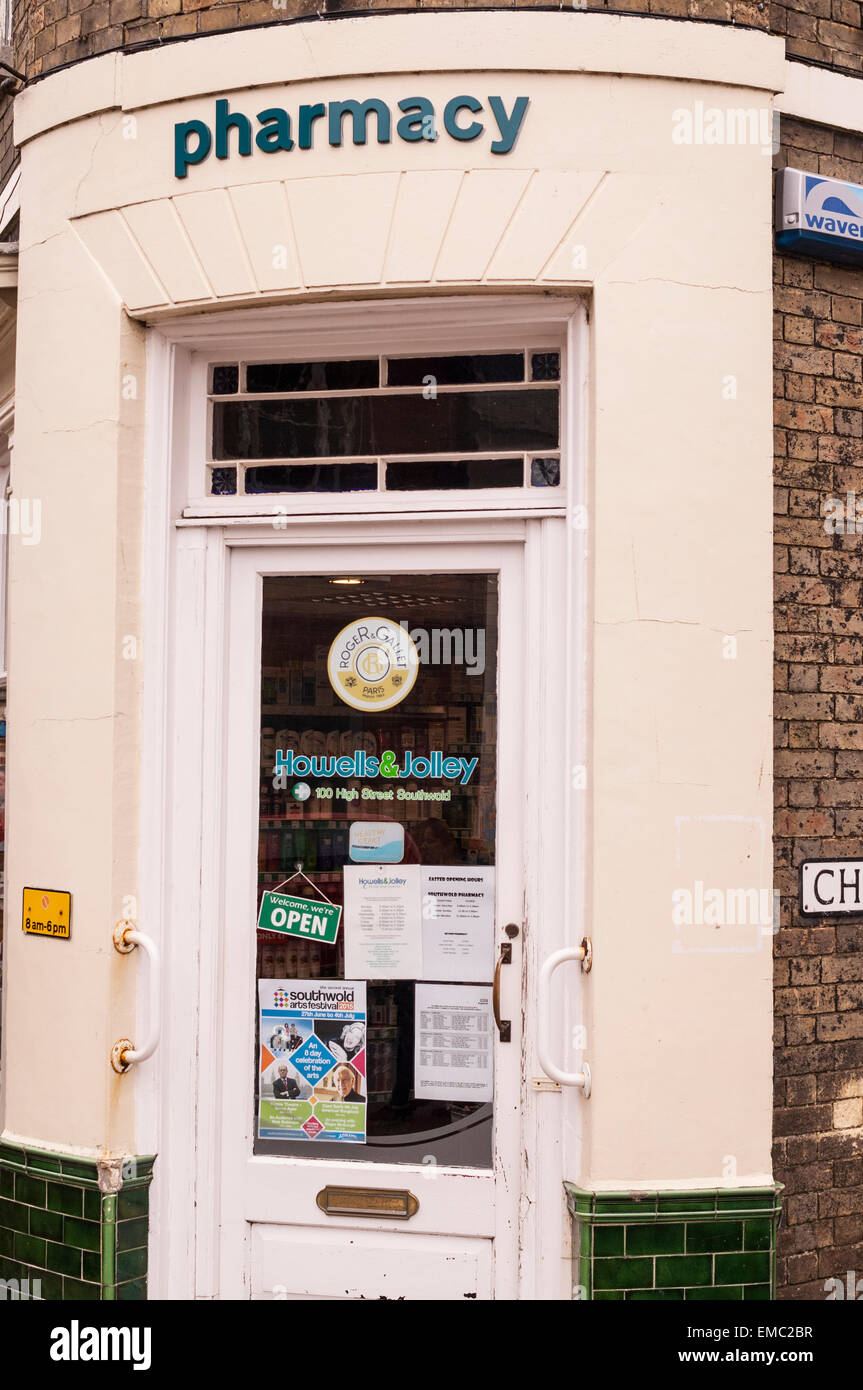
[253,572,498,1166]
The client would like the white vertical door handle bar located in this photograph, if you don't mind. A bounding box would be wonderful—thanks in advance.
[538,946,591,1094]
[121,930,162,1066]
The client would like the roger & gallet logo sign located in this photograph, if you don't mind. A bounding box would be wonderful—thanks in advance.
[327,616,419,713]
[174,93,529,177]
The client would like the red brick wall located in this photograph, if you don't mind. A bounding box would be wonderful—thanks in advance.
[0,105,15,193]
[774,116,863,1298]
[8,0,860,84]
[0,2,858,191]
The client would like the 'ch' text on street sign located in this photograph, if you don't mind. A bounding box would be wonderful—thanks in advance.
[800,859,863,916]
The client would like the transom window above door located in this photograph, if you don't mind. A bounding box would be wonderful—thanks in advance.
[206,350,561,497]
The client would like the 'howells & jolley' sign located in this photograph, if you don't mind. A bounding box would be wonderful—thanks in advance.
[174,94,530,177]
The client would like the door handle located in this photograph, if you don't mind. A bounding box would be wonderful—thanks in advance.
[537,943,592,1096]
[110,920,162,1072]
[492,940,512,1043]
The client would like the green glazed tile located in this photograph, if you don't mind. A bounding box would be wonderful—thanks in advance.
[117,1217,148,1252]
[63,1217,101,1253]
[59,1158,100,1183]
[0,1143,26,1167]
[29,1207,63,1242]
[10,1266,45,1299]
[29,1269,63,1300]
[593,1226,624,1257]
[594,1197,655,1217]
[627,1223,685,1256]
[46,1184,83,1218]
[686,1285,744,1300]
[83,1191,102,1222]
[24,1150,62,1176]
[627,1288,685,1300]
[116,1247,148,1282]
[0,1168,14,1199]
[14,1174,46,1208]
[117,1186,149,1221]
[117,1278,147,1301]
[13,1232,46,1268]
[63,1276,101,1300]
[0,1199,30,1234]
[655,1255,712,1288]
[0,1256,22,1281]
[660,1197,717,1214]
[743,1284,772,1301]
[718,1190,778,1212]
[593,1290,625,1300]
[594,1257,653,1291]
[82,1251,101,1282]
[0,1226,13,1258]
[564,1189,595,1219]
[715,1252,771,1285]
[44,1241,82,1278]
[686,1221,743,1254]
[744,1221,772,1252]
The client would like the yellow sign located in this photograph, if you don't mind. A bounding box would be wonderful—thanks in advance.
[22,887,71,940]
[327,617,419,712]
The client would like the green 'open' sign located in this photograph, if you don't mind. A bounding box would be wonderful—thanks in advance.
[257,891,342,944]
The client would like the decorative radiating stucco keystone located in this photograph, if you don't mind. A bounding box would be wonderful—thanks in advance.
[70,169,606,316]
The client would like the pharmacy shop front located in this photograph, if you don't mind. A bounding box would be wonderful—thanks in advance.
[1,12,780,1301]
[155,300,585,1300]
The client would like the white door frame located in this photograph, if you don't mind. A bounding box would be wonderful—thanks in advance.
[219,534,526,1299]
[138,296,590,1302]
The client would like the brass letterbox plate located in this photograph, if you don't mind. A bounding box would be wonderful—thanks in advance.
[316,1186,419,1219]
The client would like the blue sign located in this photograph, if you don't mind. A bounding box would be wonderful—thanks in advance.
[776,168,863,265]
[175,94,529,178]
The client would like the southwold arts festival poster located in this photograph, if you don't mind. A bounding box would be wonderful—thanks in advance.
[258,979,367,1143]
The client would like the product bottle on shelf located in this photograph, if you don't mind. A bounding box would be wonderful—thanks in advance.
[296,939,310,978]
[304,828,317,872]
[293,828,306,867]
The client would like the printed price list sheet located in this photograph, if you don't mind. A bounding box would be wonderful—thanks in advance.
[414,983,493,1102]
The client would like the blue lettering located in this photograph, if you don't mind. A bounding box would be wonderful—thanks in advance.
[215,98,252,160]
[443,95,483,142]
[174,120,211,178]
[329,99,391,147]
[256,108,293,152]
[488,96,529,154]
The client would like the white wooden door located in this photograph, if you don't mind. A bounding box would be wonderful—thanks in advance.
[213,536,526,1300]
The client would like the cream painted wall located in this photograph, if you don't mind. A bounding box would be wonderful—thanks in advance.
[2,12,780,1181]
[1,195,145,1155]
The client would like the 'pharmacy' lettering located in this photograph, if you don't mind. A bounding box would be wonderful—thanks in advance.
[174,94,530,177]
[276,747,478,786]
